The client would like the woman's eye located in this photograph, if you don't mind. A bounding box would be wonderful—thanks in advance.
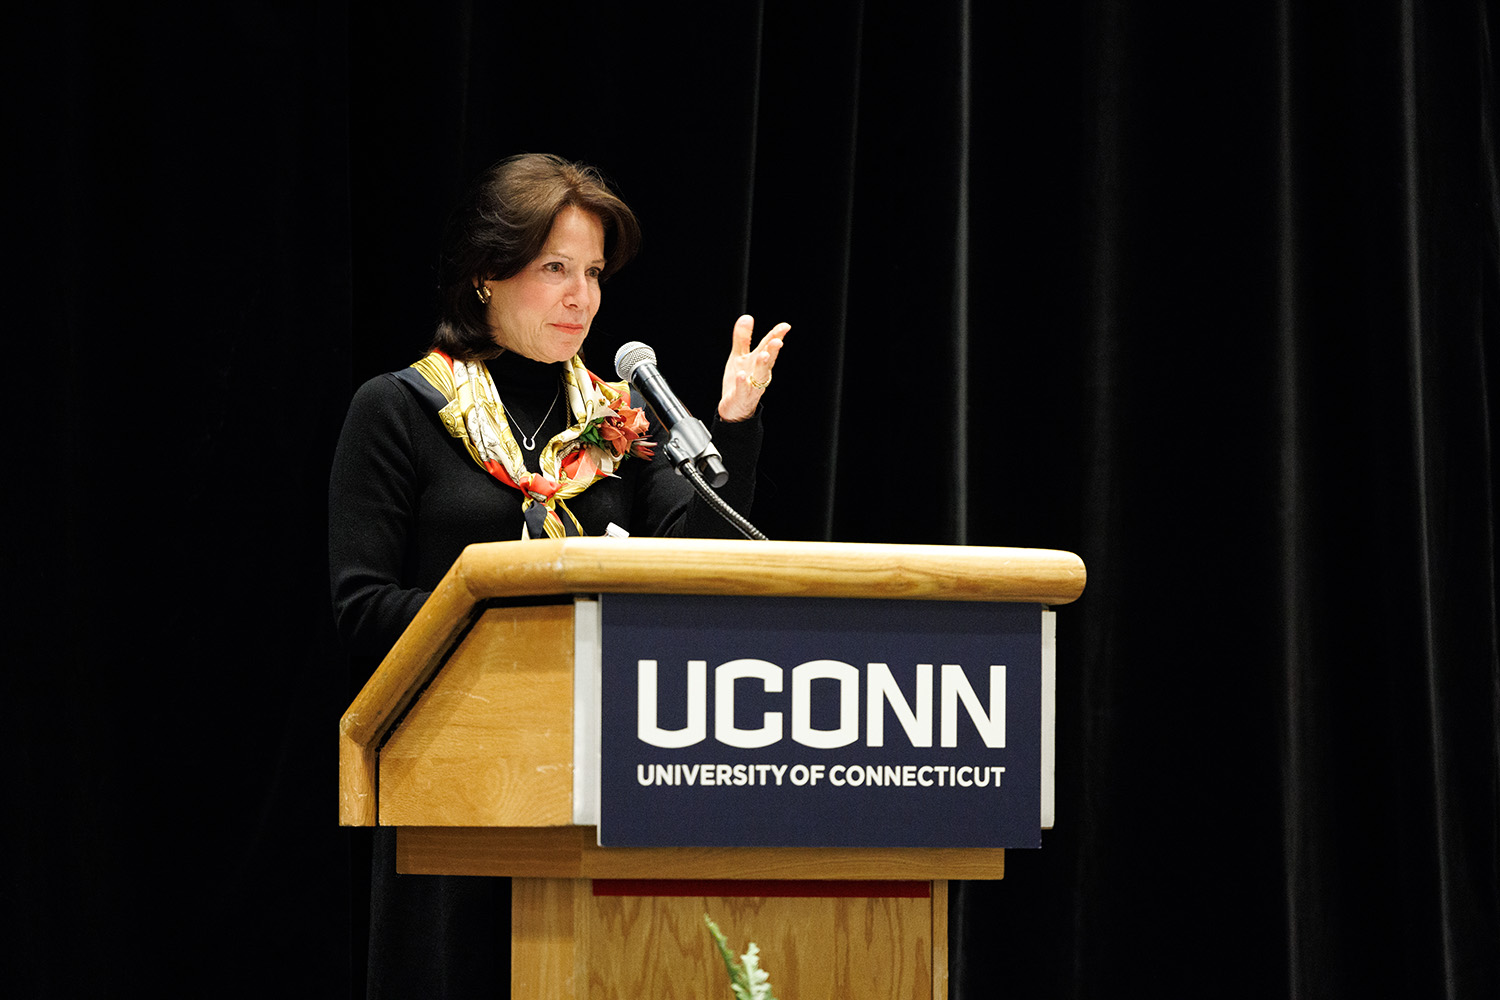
[542,261,565,273]
[587,266,602,280]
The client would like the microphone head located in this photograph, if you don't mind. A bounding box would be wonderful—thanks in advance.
[614,341,657,381]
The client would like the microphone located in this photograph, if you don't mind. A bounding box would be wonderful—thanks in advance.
[614,341,728,488]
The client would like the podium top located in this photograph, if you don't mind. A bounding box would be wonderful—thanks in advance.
[438,536,1085,605]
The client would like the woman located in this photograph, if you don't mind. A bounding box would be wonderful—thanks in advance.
[329,153,788,997]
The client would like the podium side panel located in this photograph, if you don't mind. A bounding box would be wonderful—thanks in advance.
[512,878,589,1000]
[380,604,575,826]
[1042,608,1056,829]
[933,879,949,1000]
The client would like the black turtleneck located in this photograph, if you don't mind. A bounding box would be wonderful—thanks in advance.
[487,351,570,464]
[328,352,763,669]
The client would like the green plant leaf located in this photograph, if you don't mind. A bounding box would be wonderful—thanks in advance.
[704,915,779,1000]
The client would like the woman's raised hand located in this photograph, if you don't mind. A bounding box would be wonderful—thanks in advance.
[718,314,790,422]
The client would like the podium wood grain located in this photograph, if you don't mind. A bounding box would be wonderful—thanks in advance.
[398,825,1005,880]
[513,877,948,1000]
[378,604,576,827]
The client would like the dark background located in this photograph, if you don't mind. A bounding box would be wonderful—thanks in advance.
[10,1,1496,996]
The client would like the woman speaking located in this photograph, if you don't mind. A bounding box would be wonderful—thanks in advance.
[329,153,789,996]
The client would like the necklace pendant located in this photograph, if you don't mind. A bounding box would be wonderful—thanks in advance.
[506,379,562,455]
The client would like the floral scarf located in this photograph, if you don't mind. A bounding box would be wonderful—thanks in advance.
[408,350,655,539]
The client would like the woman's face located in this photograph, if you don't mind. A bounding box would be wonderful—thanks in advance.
[483,205,606,363]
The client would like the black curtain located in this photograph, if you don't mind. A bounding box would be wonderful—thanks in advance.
[11,1,1495,996]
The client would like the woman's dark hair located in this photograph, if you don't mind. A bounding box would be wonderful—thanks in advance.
[431,153,642,360]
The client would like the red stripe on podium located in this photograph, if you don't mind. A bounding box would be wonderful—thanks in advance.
[590,879,930,899]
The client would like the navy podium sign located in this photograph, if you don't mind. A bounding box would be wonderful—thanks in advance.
[597,593,1043,848]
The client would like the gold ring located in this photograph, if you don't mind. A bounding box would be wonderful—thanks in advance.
[748,372,772,390]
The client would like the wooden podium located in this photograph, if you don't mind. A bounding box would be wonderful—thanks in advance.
[340,537,1085,998]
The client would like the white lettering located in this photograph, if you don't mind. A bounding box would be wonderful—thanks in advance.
[791,659,860,748]
[865,662,933,748]
[940,664,1006,748]
[634,760,1007,790]
[637,659,707,748]
[715,659,784,748]
[637,658,1009,750]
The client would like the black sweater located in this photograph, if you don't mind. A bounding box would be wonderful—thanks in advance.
[328,351,762,666]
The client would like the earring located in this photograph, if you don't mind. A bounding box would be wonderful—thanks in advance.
[475,284,492,305]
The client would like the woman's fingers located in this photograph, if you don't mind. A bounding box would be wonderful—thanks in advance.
[718,316,790,421]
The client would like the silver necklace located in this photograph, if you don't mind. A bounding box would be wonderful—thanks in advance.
[508,383,562,451]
